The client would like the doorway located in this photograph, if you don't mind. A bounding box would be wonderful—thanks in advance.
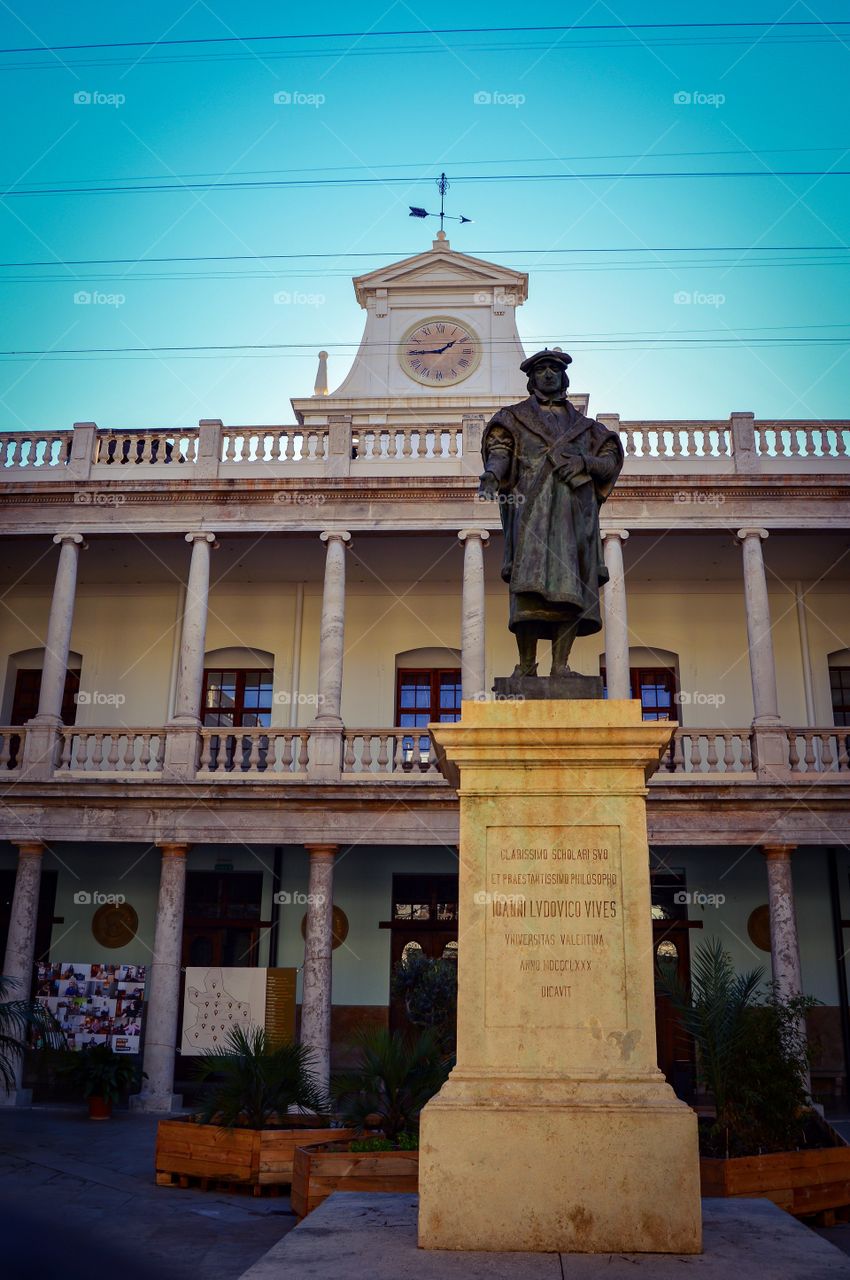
[383,873,458,1034]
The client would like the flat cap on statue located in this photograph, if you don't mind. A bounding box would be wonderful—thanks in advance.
[519,348,573,374]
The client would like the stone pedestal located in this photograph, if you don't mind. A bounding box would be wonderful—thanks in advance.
[418,699,701,1254]
[493,673,603,701]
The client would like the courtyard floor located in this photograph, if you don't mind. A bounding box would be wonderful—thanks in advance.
[0,1106,296,1280]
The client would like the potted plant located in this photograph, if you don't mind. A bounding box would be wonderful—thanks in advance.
[291,1027,450,1217]
[663,938,850,1218]
[58,1042,140,1119]
[0,973,65,1095]
[155,1026,355,1191]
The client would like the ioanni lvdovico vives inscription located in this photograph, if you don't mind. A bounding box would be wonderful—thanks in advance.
[483,825,628,1029]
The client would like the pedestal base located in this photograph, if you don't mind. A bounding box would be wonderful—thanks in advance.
[493,672,603,700]
[419,1093,701,1253]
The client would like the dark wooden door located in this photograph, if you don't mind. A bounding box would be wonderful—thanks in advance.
[11,668,80,725]
[653,921,697,1099]
[384,872,458,1035]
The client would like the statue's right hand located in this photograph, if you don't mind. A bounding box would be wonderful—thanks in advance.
[478,471,499,500]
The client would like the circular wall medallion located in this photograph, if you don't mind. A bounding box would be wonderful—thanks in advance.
[300,905,349,951]
[747,904,772,953]
[91,901,139,949]
[398,316,481,387]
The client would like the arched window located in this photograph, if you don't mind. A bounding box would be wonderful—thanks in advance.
[201,647,274,727]
[828,649,850,726]
[2,648,82,725]
[600,646,680,722]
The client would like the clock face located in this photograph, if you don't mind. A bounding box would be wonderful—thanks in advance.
[399,317,480,387]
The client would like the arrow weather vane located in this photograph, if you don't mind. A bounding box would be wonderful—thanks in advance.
[409,173,473,233]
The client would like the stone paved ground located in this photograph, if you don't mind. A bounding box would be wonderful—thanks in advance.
[0,1106,296,1280]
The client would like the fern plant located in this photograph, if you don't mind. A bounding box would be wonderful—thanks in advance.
[194,1025,327,1129]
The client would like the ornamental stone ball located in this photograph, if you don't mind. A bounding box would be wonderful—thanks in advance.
[479,349,623,683]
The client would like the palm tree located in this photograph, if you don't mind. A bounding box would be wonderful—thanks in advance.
[332,1027,450,1143]
[195,1025,327,1129]
[0,974,64,1093]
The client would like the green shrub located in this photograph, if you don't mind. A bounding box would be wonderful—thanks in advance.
[194,1025,327,1129]
[57,1042,140,1103]
[332,1027,450,1144]
[390,950,457,1050]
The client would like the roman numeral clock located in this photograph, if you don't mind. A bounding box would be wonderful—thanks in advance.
[399,317,481,387]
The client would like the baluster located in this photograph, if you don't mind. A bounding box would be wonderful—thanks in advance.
[58,732,72,769]
[377,734,390,773]
[0,735,9,769]
[360,734,374,771]
[198,734,213,770]
[221,432,233,463]
[138,733,152,771]
[669,428,683,458]
[688,735,702,772]
[91,733,105,771]
[105,734,120,770]
[343,734,357,772]
[671,731,685,773]
[298,734,310,770]
[247,734,262,772]
[741,732,753,770]
[722,734,735,771]
[401,429,413,458]
[621,429,635,458]
[281,431,294,462]
[448,428,459,458]
[820,733,835,772]
[838,732,850,772]
[706,735,719,771]
[416,430,428,458]
[803,732,816,771]
[410,735,422,769]
[279,733,294,772]
[787,731,800,770]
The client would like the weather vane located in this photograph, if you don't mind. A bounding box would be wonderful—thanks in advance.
[409,173,473,233]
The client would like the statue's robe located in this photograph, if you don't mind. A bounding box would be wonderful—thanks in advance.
[482,396,624,636]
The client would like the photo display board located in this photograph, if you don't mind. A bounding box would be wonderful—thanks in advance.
[36,961,147,1054]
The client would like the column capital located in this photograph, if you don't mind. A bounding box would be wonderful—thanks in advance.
[13,841,45,858]
[184,531,216,545]
[458,528,490,545]
[304,842,339,860]
[737,527,769,542]
[159,842,190,859]
[319,530,351,545]
[52,532,85,547]
[601,529,629,543]
[763,844,796,862]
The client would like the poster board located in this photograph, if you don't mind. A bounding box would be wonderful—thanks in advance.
[180,966,297,1055]
[35,961,147,1054]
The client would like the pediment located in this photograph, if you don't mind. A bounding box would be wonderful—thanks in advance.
[353,245,528,306]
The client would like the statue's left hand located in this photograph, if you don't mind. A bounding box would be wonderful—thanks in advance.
[555,455,585,482]
[478,471,500,500]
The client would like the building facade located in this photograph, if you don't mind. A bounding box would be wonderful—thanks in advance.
[1,236,849,1108]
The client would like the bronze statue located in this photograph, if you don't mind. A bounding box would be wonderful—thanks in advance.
[479,350,623,680]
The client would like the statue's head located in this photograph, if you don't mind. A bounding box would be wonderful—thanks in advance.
[520,348,572,398]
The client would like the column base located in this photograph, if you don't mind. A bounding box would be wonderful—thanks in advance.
[129,1091,184,1114]
[0,1088,33,1108]
[418,1085,701,1253]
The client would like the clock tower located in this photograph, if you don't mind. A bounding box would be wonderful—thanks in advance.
[291,233,533,436]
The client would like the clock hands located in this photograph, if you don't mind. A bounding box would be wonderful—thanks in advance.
[408,339,462,357]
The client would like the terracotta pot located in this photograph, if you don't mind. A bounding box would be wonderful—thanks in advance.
[88,1095,113,1120]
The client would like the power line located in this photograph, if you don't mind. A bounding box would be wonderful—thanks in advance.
[2,170,849,198]
[1,20,848,56]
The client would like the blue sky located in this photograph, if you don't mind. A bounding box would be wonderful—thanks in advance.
[0,1,848,429]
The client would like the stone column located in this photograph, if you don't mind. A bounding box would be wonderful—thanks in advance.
[763,845,804,1002]
[458,529,489,703]
[171,532,217,724]
[33,533,85,725]
[313,532,351,724]
[131,843,189,1112]
[601,530,630,701]
[0,842,45,1106]
[737,528,779,725]
[300,843,337,1096]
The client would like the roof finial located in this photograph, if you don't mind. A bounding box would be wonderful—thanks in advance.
[314,350,328,396]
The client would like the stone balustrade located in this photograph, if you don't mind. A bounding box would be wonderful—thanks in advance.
[5,722,849,782]
[1,416,848,481]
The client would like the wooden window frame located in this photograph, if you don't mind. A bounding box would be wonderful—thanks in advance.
[200,667,274,728]
[394,667,462,727]
[601,664,679,723]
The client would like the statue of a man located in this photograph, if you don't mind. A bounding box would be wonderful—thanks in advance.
[479,349,623,678]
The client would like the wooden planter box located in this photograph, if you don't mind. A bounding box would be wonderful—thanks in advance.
[291,1141,420,1218]
[700,1145,850,1219]
[155,1117,358,1191]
